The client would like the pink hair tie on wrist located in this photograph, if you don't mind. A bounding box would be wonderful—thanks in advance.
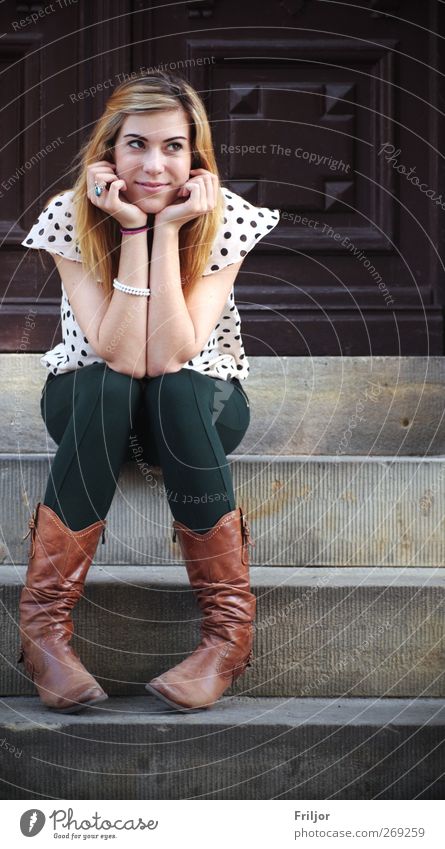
[120,225,149,235]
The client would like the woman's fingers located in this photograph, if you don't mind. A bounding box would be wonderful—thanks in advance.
[109,179,127,197]
[85,161,146,228]
[197,175,215,210]
[202,173,215,209]
[175,174,218,218]
[188,168,218,209]
[87,160,116,173]
[88,173,127,204]
[87,161,120,200]
[186,176,213,209]
[90,173,116,192]
[190,173,217,210]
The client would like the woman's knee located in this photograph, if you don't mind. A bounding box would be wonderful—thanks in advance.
[73,363,144,409]
[103,365,143,401]
[145,369,207,410]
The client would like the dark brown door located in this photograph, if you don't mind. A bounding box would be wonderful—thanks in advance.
[4,0,445,355]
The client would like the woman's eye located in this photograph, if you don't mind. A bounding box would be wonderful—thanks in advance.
[127,141,183,151]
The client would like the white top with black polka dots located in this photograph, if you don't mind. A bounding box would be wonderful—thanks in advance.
[21,186,280,381]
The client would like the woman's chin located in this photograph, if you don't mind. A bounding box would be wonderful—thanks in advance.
[134,195,167,208]
[126,192,173,216]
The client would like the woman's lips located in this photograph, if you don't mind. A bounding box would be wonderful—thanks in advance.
[136,182,170,193]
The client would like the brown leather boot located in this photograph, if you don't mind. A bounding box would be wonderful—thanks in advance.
[146,507,256,712]
[17,501,108,713]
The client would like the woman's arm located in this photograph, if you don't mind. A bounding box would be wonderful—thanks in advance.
[146,225,245,377]
[97,229,148,378]
[146,223,196,376]
[146,167,221,377]
[51,235,148,379]
[77,159,149,377]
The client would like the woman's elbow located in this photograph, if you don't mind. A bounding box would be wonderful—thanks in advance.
[105,359,146,379]
[147,361,184,378]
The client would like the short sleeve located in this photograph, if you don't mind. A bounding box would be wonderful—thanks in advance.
[20,190,81,262]
[202,187,280,276]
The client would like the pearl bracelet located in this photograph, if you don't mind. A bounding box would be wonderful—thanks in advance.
[113,278,151,297]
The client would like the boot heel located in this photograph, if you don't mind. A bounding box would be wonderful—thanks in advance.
[233,648,253,681]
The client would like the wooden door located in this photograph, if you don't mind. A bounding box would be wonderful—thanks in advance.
[4,0,444,355]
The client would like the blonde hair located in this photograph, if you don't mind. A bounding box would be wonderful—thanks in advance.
[45,70,224,293]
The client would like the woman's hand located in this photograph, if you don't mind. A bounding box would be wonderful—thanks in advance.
[86,161,147,229]
[154,168,219,230]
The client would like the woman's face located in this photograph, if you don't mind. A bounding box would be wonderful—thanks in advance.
[112,106,193,213]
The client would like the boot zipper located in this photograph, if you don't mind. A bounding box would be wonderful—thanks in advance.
[172,527,177,543]
[241,512,255,549]
[21,505,38,557]
[101,526,106,544]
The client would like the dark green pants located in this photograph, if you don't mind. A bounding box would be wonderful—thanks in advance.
[40,362,250,533]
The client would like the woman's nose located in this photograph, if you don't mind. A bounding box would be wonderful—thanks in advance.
[142,151,164,174]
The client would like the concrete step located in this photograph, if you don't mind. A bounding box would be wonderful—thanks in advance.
[2,454,445,566]
[3,354,445,456]
[0,695,443,799]
[2,566,444,698]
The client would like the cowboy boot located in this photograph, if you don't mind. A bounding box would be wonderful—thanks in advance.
[146,507,256,711]
[17,501,108,713]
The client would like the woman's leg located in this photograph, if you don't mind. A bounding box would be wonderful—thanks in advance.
[142,368,250,533]
[143,368,255,711]
[40,362,144,530]
[18,362,146,713]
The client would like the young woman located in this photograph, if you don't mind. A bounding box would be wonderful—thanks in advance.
[18,71,280,714]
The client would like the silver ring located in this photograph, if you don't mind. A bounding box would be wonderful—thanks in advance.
[94,180,106,197]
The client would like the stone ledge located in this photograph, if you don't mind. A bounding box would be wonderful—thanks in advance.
[2,566,444,699]
[3,354,445,455]
[0,696,443,799]
[2,454,444,566]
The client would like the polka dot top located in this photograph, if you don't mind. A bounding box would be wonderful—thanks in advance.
[21,187,280,381]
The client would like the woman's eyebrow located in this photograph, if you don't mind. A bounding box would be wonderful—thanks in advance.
[123,133,188,141]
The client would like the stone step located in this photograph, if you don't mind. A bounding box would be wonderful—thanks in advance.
[2,566,444,698]
[0,695,443,799]
[3,354,445,456]
[2,454,444,566]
